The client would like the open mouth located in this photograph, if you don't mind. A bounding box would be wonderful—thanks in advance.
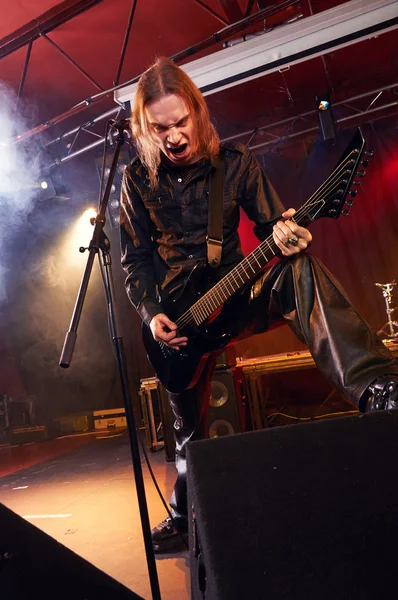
[168,144,188,156]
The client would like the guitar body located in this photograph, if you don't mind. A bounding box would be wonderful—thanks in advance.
[142,263,231,393]
[142,128,367,395]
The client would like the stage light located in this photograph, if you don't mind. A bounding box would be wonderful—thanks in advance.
[54,207,103,280]
[36,176,56,200]
[315,93,336,141]
[94,149,132,229]
[318,100,330,111]
[109,198,120,210]
[82,207,97,222]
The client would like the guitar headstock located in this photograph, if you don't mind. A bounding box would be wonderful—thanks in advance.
[299,128,369,226]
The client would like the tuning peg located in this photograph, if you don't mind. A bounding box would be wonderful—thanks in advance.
[342,210,350,216]
[356,170,366,177]
[346,199,354,207]
[350,189,358,198]
[364,150,374,157]
[361,160,369,168]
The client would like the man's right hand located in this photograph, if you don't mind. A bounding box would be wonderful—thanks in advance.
[149,313,188,350]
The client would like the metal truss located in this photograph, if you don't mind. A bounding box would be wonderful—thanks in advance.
[49,82,398,165]
[248,89,398,152]
[116,0,398,103]
[223,83,398,145]
[4,0,397,157]
[8,0,299,145]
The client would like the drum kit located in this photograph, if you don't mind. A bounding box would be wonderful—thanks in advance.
[375,280,398,342]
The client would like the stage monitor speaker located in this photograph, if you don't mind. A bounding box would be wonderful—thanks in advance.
[187,410,398,600]
[0,503,143,600]
[208,367,245,438]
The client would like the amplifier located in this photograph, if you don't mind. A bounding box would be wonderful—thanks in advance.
[93,408,126,431]
[139,377,175,461]
[10,425,48,444]
[237,342,398,429]
[54,413,94,434]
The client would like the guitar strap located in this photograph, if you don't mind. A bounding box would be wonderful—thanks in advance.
[207,155,224,268]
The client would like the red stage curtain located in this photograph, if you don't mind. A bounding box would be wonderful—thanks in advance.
[236,121,398,359]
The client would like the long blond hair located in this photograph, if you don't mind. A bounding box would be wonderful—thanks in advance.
[132,57,220,187]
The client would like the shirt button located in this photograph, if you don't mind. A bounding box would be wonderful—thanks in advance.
[177,177,182,183]
[188,254,194,259]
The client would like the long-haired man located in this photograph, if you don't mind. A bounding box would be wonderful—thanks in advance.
[121,57,398,553]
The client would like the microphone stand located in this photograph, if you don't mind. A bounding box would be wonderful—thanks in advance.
[59,120,161,600]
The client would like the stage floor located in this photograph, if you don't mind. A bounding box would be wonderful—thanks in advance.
[0,430,189,600]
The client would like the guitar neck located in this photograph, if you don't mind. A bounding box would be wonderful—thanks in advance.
[187,236,277,327]
[181,214,310,328]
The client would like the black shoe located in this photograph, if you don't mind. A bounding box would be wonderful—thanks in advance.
[366,376,398,411]
[151,517,188,554]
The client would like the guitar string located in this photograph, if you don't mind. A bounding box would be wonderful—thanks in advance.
[174,148,361,331]
[190,153,358,321]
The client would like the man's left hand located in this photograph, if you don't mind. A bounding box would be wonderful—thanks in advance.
[273,208,312,257]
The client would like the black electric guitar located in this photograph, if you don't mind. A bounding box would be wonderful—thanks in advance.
[143,128,367,393]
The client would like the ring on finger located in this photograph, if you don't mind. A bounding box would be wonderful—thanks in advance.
[287,236,299,246]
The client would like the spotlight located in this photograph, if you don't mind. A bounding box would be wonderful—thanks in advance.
[318,100,330,111]
[107,194,120,229]
[83,207,97,222]
[315,93,336,141]
[94,149,132,229]
[110,198,120,210]
[37,176,56,200]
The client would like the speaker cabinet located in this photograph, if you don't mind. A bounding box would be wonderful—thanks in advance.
[139,377,176,462]
[0,503,143,600]
[207,367,246,438]
[187,410,398,600]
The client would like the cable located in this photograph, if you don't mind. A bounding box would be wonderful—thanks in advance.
[267,410,359,422]
[133,398,189,550]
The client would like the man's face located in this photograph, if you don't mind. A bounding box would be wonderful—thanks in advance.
[145,94,197,165]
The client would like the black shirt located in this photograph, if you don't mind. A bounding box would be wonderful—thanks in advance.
[120,142,285,326]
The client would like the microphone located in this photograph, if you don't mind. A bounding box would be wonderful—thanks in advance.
[109,118,131,131]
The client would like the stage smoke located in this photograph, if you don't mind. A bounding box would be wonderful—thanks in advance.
[0,84,42,303]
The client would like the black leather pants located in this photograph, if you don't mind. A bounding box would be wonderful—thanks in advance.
[167,253,398,527]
